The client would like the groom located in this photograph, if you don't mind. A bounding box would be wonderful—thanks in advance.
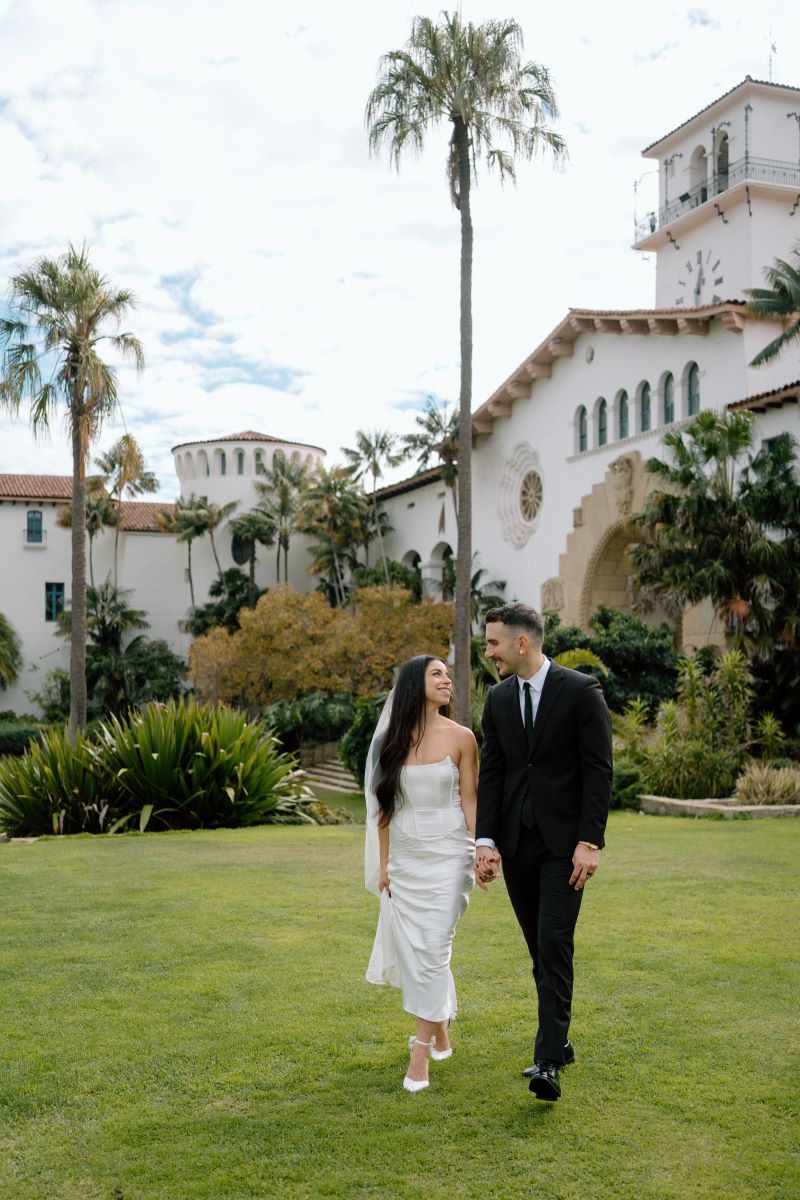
[475,603,612,1102]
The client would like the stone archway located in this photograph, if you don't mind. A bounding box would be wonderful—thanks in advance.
[542,451,647,628]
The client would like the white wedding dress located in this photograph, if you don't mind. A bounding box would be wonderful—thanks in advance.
[366,756,475,1022]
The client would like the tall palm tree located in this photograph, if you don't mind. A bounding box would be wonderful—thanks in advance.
[56,484,118,587]
[158,495,207,610]
[746,242,800,366]
[402,396,459,532]
[0,613,22,691]
[296,466,370,606]
[0,243,144,739]
[95,433,157,584]
[342,428,403,581]
[255,453,308,582]
[200,497,240,588]
[229,506,277,607]
[367,13,566,721]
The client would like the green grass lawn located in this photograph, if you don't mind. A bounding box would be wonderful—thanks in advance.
[1,815,798,1200]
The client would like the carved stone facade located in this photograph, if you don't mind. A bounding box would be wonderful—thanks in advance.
[540,577,565,614]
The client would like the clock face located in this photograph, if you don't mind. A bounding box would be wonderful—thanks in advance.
[674,249,724,307]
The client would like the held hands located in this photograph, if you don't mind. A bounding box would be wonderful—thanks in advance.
[569,843,599,891]
[475,847,501,891]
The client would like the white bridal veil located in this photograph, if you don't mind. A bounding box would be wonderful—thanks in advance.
[364,688,394,896]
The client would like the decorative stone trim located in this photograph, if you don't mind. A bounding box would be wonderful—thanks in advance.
[498,443,544,548]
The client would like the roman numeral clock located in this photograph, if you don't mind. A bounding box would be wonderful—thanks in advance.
[675,250,724,307]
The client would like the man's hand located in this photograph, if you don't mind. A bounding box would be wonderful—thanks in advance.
[475,846,501,891]
[569,843,599,891]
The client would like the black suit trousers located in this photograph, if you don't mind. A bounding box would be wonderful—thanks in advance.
[501,821,583,1064]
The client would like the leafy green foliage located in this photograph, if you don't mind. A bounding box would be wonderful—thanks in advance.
[0,699,315,837]
[745,241,800,366]
[263,692,356,754]
[0,721,47,757]
[544,606,677,713]
[0,727,108,835]
[352,559,422,600]
[0,612,23,690]
[187,568,260,636]
[629,411,800,660]
[338,693,389,784]
[615,651,784,799]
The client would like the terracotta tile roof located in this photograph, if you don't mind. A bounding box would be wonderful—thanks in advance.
[0,474,73,500]
[727,381,800,413]
[119,501,174,532]
[171,430,326,453]
[642,77,800,154]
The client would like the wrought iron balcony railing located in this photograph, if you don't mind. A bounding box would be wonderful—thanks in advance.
[635,155,800,241]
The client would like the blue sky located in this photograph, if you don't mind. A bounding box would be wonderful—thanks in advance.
[0,0,797,496]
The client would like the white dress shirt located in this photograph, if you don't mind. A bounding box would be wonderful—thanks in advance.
[476,657,551,851]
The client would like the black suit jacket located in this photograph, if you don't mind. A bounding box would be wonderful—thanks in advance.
[476,662,613,860]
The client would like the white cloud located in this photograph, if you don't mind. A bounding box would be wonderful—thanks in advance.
[1,0,798,496]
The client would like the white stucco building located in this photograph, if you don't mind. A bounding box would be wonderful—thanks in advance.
[1,78,799,715]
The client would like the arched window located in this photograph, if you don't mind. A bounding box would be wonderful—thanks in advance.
[597,399,608,447]
[687,363,700,415]
[689,145,708,206]
[662,373,675,425]
[254,450,265,476]
[231,533,249,566]
[639,383,652,433]
[577,406,588,453]
[219,451,226,476]
[26,510,43,545]
[197,450,210,477]
[235,450,244,475]
[716,131,729,193]
[617,391,629,440]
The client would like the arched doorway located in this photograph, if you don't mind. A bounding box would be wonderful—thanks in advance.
[580,522,675,633]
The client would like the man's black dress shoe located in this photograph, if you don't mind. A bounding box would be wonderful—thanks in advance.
[522,1041,574,1078]
[527,1060,562,1101]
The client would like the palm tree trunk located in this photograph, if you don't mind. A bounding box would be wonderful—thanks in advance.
[283,541,288,583]
[454,117,473,726]
[113,494,121,586]
[276,541,282,583]
[248,545,256,608]
[209,530,224,582]
[373,488,390,583]
[68,409,88,742]
[88,532,95,588]
[187,539,196,609]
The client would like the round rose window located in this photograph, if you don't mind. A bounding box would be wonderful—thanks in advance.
[520,470,543,522]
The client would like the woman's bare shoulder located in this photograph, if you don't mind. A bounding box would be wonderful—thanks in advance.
[441,718,478,751]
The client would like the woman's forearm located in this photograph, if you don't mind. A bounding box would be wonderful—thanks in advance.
[378,822,389,869]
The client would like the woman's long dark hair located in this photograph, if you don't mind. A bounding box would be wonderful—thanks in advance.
[375,654,451,827]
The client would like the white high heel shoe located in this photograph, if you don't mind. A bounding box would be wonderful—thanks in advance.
[403,1037,431,1093]
[430,1034,452,1062]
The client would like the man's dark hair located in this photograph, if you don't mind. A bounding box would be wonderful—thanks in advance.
[485,603,544,645]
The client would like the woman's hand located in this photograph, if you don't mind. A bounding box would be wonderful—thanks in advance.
[379,867,391,897]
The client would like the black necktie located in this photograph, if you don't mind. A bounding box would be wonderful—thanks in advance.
[522,682,535,828]
[523,682,534,748]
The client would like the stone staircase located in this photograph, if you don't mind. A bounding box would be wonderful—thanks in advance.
[302,758,361,794]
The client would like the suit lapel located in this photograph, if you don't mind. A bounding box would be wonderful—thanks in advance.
[496,675,527,758]
[528,663,565,758]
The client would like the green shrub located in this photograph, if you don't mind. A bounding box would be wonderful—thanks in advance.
[544,607,677,714]
[338,693,388,785]
[615,651,784,799]
[734,762,800,806]
[263,692,356,754]
[0,728,109,836]
[0,722,47,757]
[96,700,312,831]
[0,699,317,837]
[610,761,644,810]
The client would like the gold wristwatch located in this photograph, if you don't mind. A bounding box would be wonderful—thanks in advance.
[578,840,600,851]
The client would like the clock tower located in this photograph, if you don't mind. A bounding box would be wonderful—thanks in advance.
[633,77,800,307]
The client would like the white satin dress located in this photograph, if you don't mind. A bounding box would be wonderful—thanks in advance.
[366,756,475,1022]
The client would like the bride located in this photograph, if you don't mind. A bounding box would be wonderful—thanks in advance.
[365,655,479,1093]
